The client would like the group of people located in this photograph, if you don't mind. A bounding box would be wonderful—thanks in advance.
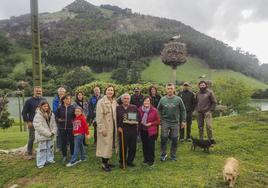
[22,80,217,171]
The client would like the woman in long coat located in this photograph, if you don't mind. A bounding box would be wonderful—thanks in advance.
[96,86,117,172]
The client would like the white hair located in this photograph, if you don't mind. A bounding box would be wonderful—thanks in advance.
[121,93,131,101]
[57,87,66,93]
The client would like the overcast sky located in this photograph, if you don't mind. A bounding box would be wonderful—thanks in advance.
[1,0,268,64]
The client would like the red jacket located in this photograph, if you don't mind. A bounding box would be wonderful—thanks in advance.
[138,106,160,136]
[72,115,89,135]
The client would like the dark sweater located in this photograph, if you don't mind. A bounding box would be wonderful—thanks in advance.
[55,104,75,130]
[130,94,144,108]
[22,97,46,122]
[178,90,196,112]
[116,104,140,128]
[150,95,161,108]
[196,89,217,113]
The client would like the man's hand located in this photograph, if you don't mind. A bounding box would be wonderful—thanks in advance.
[146,122,152,127]
[27,122,33,129]
[181,122,187,129]
[118,127,123,134]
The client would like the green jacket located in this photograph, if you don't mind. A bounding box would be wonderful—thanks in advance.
[157,95,186,124]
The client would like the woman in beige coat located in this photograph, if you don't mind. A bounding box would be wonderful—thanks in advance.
[96,86,117,172]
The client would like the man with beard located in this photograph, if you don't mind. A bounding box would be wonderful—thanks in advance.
[196,81,217,144]
[22,86,46,158]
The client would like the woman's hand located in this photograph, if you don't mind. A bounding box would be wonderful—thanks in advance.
[145,122,152,127]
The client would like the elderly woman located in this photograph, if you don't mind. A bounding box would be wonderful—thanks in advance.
[96,86,117,172]
[138,96,160,166]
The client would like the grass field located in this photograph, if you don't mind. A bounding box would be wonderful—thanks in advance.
[141,57,268,90]
[1,112,268,188]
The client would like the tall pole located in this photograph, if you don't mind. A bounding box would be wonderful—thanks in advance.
[31,0,42,87]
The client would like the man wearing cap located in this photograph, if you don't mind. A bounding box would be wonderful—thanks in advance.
[178,82,196,142]
[130,87,144,108]
[196,81,217,144]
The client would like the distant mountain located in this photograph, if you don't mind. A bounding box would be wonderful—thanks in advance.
[0,0,267,83]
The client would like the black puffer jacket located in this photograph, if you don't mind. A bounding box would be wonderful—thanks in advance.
[55,104,75,130]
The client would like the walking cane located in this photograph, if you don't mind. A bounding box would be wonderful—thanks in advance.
[120,129,126,169]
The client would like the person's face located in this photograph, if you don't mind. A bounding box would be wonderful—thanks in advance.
[143,98,151,108]
[94,87,100,96]
[64,96,72,105]
[151,88,156,95]
[34,88,42,97]
[75,108,82,116]
[58,89,66,98]
[135,90,141,95]
[183,85,190,91]
[199,83,207,90]
[166,86,175,96]
[106,87,114,98]
[122,95,130,106]
[41,104,49,112]
[77,93,83,101]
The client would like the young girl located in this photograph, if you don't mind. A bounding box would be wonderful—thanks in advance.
[33,101,57,169]
[66,106,90,167]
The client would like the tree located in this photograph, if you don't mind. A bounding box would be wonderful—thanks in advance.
[0,94,14,129]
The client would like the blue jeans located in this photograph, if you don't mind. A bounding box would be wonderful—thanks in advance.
[36,140,54,167]
[70,135,86,163]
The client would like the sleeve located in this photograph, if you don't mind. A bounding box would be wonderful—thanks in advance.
[179,98,186,123]
[191,92,196,112]
[150,109,160,127]
[33,114,52,137]
[209,91,217,111]
[87,99,93,120]
[50,114,57,135]
[96,100,106,133]
[116,107,123,128]
[81,116,89,135]
[157,98,163,114]
[22,100,30,122]
[52,97,59,114]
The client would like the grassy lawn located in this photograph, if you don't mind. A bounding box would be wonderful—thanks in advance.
[141,57,268,90]
[1,112,268,187]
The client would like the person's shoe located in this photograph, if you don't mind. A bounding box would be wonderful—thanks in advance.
[187,138,192,142]
[147,162,154,167]
[160,154,168,162]
[48,160,56,164]
[37,165,44,169]
[102,164,111,172]
[62,156,67,164]
[108,163,116,168]
[143,160,148,164]
[180,138,184,142]
[127,162,136,167]
[66,160,79,167]
[170,156,177,161]
[210,139,216,145]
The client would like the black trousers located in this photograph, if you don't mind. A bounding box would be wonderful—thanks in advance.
[141,130,156,163]
[59,128,74,157]
[119,126,137,164]
[93,122,97,144]
[180,111,193,139]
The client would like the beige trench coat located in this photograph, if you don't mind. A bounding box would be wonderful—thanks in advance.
[96,95,118,159]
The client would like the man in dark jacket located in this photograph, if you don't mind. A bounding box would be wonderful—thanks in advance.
[130,87,144,108]
[178,82,196,142]
[196,81,217,144]
[88,86,102,145]
[22,86,46,157]
[117,93,140,168]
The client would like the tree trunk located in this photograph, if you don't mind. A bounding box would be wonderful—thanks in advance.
[172,68,177,84]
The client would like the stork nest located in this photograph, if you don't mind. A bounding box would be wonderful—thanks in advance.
[161,41,187,69]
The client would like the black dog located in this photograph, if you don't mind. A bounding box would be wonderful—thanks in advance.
[191,137,212,153]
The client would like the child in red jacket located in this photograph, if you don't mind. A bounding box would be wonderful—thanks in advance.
[67,106,90,167]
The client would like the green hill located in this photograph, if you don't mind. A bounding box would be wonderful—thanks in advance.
[141,57,268,90]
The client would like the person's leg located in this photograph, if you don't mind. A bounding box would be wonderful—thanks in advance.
[205,112,213,140]
[67,129,75,156]
[36,141,46,168]
[147,135,156,164]
[27,126,35,155]
[59,129,67,158]
[80,135,86,161]
[186,112,193,139]
[140,129,149,163]
[197,113,205,140]
[93,122,97,145]
[46,140,55,163]
[160,121,169,160]
[70,136,79,163]
[179,126,185,140]
[102,157,111,172]
[170,124,179,159]
[56,128,62,150]
[127,128,137,164]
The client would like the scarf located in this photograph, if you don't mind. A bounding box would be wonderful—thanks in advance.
[141,106,150,125]
[75,99,84,109]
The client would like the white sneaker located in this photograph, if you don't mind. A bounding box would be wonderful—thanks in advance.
[66,160,79,167]
[48,160,56,164]
[38,165,44,169]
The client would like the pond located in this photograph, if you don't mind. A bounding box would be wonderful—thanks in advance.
[249,99,268,111]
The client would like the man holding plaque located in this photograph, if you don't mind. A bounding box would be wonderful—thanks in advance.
[117,93,140,168]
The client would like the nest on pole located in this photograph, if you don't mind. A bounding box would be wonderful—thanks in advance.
[161,41,187,69]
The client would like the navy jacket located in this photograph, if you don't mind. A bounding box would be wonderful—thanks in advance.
[55,104,75,130]
[22,97,46,122]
